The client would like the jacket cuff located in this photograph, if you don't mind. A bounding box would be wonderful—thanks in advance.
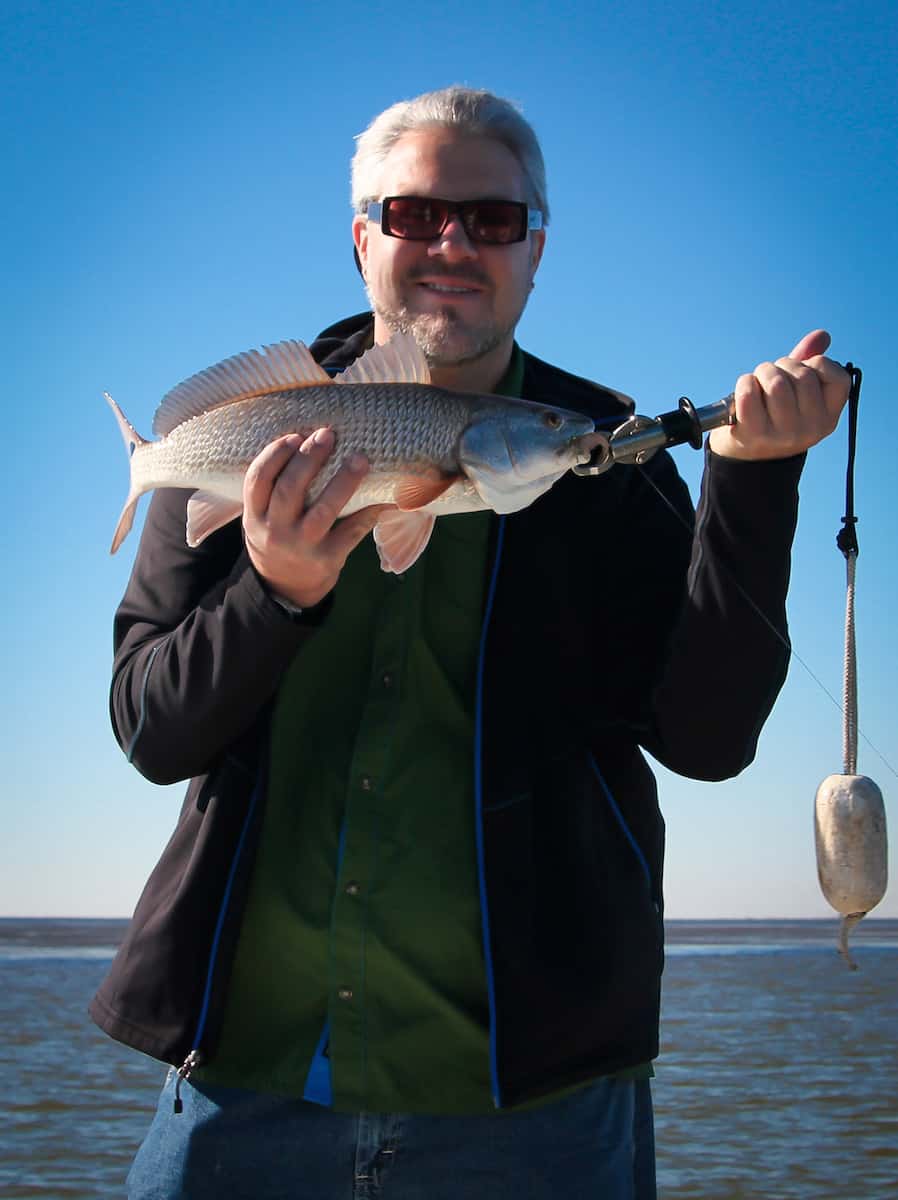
[705,444,806,484]
[246,562,334,627]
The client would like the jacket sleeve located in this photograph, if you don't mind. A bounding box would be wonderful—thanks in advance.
[110,487,329,785]
[640,446,804,780]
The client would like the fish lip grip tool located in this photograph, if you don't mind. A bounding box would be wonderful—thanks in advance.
[573,363,859,475]
[573,393,730,476]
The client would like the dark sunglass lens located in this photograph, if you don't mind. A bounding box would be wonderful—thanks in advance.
[384,197,447,239]
[466,202,526,244]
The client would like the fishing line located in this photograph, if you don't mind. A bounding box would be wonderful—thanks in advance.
[632,390,898,782]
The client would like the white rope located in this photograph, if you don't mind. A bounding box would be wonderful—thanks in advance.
[838,548,863,968]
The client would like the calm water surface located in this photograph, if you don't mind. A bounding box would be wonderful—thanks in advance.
[1,918,895,1198]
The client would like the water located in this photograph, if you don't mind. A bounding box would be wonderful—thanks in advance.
[1,918,896,1198]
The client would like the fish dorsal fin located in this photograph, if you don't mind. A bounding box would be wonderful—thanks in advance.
[153,340,333,436]
[335,332,431,387]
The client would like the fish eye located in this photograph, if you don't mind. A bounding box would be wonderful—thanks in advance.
[543,411,563,430]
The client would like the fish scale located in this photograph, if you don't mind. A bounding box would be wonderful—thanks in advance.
[142,384,472,508]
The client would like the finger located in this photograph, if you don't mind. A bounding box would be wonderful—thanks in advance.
[803,354,851,430]
[730,372,769,442]
[753,361,803,438]
[299,453,373,544]
[788,328,831,362]
[265,427,336,526]
[772,356,823,424]
[327,504,394,564]
[243,434,304,521]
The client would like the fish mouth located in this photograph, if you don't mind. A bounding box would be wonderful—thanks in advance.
[498,427,594,477]
[571,430,608,463]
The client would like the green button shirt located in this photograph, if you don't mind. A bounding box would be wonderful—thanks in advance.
[200,347,649,1111]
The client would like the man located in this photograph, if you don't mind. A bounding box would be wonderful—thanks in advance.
[93,87,848,1198]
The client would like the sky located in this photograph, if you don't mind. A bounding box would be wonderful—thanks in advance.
[2,0,896,920]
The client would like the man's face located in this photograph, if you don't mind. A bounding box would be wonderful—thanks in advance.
[352,128,545,371]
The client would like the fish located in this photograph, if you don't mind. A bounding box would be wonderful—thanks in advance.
[106,331,598,573]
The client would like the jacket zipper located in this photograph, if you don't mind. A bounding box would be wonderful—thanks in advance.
[173,1048,203,1113]
[473,515,506,1109]
[171,769,263,1113]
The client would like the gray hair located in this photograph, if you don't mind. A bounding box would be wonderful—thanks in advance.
[351,86,550,223]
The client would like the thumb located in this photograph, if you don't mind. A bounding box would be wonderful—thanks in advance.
[789,328,831,362]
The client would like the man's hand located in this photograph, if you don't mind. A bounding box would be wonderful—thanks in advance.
[709,329,850,461]
[243,428,390,610]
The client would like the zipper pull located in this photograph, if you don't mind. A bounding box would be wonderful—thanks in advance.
[173,1049,203,1114]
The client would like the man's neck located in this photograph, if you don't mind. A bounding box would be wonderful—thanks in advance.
[427,342,514,395]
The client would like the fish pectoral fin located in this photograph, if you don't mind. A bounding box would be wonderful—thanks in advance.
[186,492,244,547]
[373,509,436,574]
[393,472,460,511]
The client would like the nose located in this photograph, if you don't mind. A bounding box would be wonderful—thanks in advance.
[427,213,478,261]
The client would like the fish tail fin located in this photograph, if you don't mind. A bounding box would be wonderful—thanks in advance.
[105,391,148,457]
[105,391,149,555]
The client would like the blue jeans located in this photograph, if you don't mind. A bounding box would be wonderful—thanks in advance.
[128,1069,656,1199]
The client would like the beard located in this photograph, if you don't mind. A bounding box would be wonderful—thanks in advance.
[365,271,531,368]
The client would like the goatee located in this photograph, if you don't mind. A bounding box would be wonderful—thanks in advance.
[366,288,519,369]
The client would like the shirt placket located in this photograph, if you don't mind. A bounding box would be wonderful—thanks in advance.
[327,570,418,1109]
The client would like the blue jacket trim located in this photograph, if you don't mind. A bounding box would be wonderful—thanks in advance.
[190,773,263,1050]
[474,515,506,1109]
[588,753,652,891]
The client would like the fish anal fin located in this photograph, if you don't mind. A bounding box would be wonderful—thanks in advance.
[154,341,333,437]
[186,491,244,547]
[373,509,436,574]
[110,494,139,555]
[393,472,459,511]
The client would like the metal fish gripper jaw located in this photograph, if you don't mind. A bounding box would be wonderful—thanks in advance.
[573,394,735,476]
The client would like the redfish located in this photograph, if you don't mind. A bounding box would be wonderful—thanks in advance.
[106,332,596,572]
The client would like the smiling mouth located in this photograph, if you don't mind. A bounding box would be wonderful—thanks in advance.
[418,282,482,295]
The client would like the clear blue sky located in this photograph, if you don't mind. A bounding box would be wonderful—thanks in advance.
[2,0,895,918]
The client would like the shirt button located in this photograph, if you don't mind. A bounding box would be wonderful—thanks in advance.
[361,776,373,791]
[345,881,361,897]
[338,987,354,1001]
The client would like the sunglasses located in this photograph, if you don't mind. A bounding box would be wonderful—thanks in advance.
[366,196,543,245]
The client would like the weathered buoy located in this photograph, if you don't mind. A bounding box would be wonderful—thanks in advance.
[815,773,888,969]
[813,368,890,967]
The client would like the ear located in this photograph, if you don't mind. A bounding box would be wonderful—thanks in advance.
[352,214,369,280]
[529,228,546,279]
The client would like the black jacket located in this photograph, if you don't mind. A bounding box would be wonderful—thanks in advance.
[91,314,802,1106]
